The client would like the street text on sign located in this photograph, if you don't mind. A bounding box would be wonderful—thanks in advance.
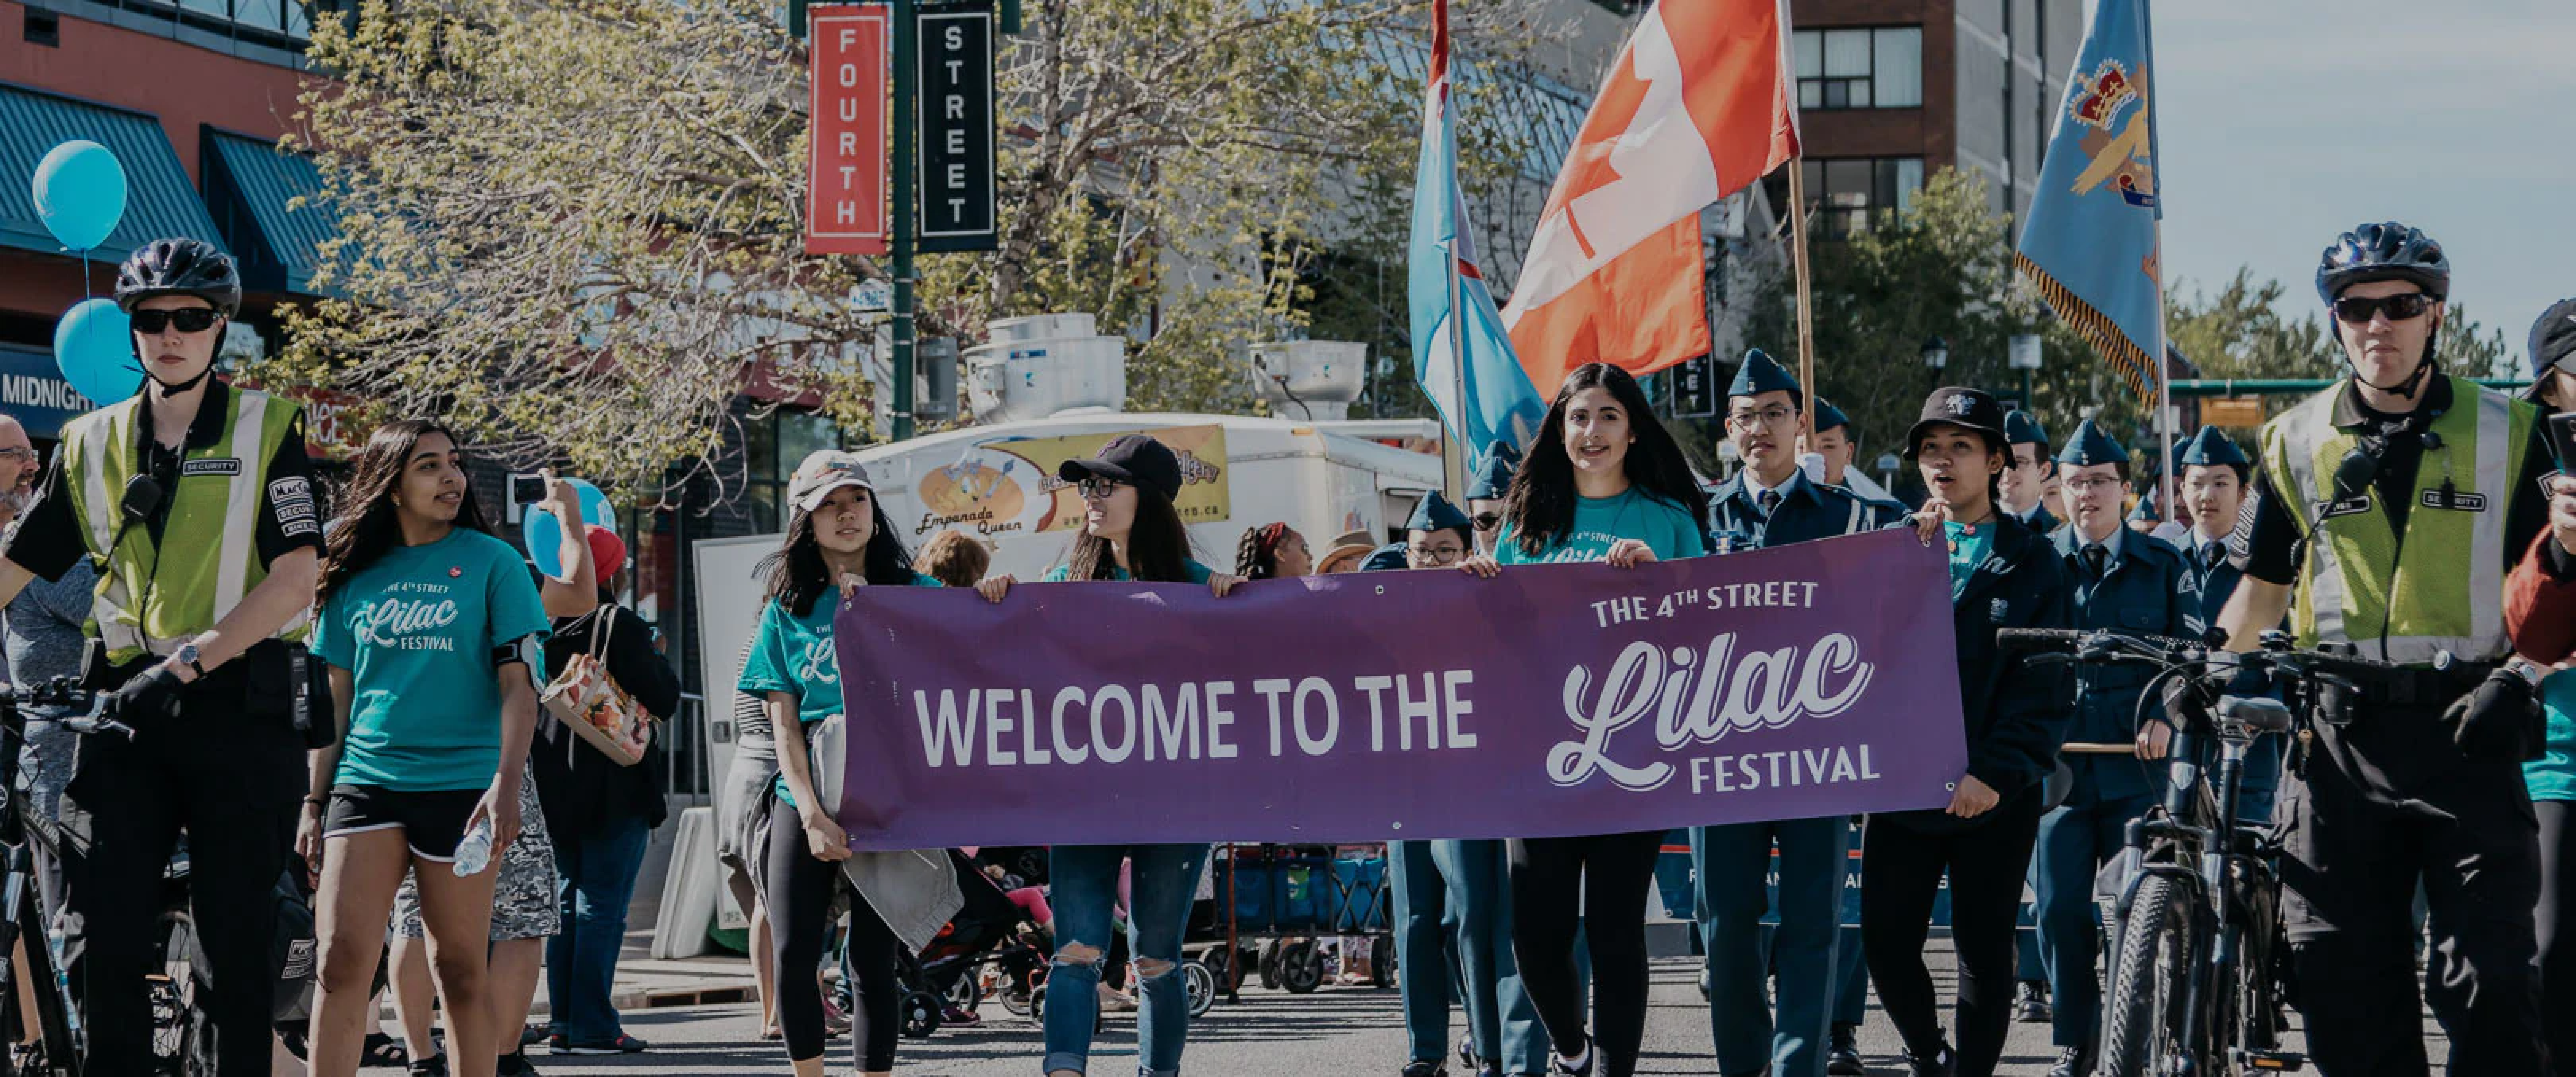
[916,5,997,253]
[805,6,890,256]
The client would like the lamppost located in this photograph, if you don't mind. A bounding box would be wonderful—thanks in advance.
[1921,336,1950,388]
[2008,333,2043,409]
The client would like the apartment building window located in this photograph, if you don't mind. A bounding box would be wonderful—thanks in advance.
[1794,27,1922,110]
[1765,157,1926,239]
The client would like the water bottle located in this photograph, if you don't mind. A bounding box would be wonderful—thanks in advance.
[452,818,495,877]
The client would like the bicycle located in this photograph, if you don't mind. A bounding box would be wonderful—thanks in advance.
[1998,626,2421,1077]
[0,677,139,1077]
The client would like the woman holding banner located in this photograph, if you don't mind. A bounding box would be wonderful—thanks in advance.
[739,450,947,1077]
[1455,364,1708,1077]
[1859,388,2073,1077]
[974,433,1242,1077]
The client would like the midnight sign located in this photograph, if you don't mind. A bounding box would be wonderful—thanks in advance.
[917,6,997,252]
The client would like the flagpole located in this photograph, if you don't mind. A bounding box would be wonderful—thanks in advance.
[1439,0,1468,501]
[2142,0,2174,522]
[1787,161,1819,432]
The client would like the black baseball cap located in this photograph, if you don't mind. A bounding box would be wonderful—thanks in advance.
[2524,297,2576,403]
[1905,387,2009,457]
[1058,434,1184,503]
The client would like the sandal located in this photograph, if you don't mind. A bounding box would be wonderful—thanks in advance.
[361,1032,411,1069]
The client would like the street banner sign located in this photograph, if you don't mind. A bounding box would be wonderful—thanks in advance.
[807,5,890,256]
[917,4,997,253]
[1671,355,1717,418]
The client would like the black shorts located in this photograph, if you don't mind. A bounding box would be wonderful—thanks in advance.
[321,784,481,861]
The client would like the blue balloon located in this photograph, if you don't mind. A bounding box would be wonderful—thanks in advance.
[32,141,129,253]
[52,299,139,406]
[521,478,617,579]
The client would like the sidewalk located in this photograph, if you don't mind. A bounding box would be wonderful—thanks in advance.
[530,805,760,1017]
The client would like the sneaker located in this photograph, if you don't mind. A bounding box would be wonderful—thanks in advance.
[559,1035,649,1056]
[2013,981,2053,1024]
[1825,1024,1866,1076]
[1458,1034,1480,1073]
[406,1056,449,1077]
[1550,1042,1594,1077]
[519,1026,552,1049]
[941,1003,982,1026]
[1899,1042,1955,1077]
[1402,1063,1448,1077]
[2045,1045,2091,1077]
[496,1051,537,1077]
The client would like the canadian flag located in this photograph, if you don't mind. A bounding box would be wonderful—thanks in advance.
[1501,0,1799,397]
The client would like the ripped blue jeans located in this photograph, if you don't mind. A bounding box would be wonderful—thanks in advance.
[1044,844,1212,1076]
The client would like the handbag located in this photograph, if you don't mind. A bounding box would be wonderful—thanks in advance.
[539,609,654,766]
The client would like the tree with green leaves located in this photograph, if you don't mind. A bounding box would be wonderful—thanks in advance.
[274,0,1558,491]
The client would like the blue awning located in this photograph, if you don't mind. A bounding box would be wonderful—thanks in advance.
[0,81,227,264]
[203,127,346,297]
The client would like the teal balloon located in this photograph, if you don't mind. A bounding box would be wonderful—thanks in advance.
[52,299,139,405]
[32,141,128,252]
[521,478,617,579]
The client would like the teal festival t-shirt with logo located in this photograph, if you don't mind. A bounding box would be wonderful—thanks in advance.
[2526,669,2576,802]
[1493,487,1707,566]
[1944,520,1995,595]
[1039,559,1216,584]
[740,573,943,809]
[313,529,551,791]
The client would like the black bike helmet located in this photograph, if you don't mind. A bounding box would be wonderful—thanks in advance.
[114,238,240,318]
[2315,221,2449,307]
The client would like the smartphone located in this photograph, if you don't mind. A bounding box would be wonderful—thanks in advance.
[510,474,547,505]
[2551,412,2576,475]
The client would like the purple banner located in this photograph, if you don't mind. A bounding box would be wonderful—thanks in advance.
[832,528,1966,850]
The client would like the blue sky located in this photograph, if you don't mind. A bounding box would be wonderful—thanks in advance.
[2153,0,2576,362]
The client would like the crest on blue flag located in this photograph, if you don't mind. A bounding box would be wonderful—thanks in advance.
[2016,0,2163,406]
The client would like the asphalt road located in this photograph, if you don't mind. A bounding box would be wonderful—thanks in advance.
[471,946,2443,1077]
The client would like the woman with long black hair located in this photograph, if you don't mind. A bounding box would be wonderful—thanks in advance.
[1860,387,2072,1077]
[737,451,948,1077]
[301,420,551,1077]
[1455,364,1707,1077]
[975,433,1241,1077]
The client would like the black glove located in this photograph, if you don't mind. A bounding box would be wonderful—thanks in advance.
[2163,663,2268,727]
[113,665,185,721]
[2446,668,2544,762]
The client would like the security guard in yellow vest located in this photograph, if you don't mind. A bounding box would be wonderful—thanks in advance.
[2211,222,2551,1073]
[0,239,323,1076]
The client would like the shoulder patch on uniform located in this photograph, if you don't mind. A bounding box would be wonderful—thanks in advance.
[1989,597,2009,622]
[270,476,319,537]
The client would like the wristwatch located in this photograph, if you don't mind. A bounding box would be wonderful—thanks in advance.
[173,642,206,680]
[2503,657,2547,689]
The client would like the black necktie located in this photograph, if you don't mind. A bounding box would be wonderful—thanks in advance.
[2084,544,2109,579]
[1757,489,1781,517]
[2202,542,2226,571]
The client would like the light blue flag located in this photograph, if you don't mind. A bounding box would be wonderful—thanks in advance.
[1408,3,1545,455]
[2015,0,2164,406]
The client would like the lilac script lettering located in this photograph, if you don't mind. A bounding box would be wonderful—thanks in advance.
[1546,632,1875,791]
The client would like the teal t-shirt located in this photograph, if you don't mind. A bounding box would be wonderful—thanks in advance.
[313,529,551,791]
[2527,670,2576,802]
[1039,559,1216,584]
[1493,488,1707,566]
[1944,520,1995,595]
[739,572,943,808]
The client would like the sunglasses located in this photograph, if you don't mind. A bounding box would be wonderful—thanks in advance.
[130,308,223,335]
[2331,293,2431,325]
[1076,478,1128,501]
[1470,512,1502,532]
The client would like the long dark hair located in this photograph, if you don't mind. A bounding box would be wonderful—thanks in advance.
[318,418,493,603]
[1065,486,1194,582]
[756,491,917,617]
[1504,363,1709,557]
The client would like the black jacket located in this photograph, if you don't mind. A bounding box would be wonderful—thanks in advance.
[532,604,683,838]
[1880,513,2076,833]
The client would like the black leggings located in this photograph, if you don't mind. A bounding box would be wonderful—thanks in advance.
[1507,830,1664,1077]
[764,803,900,1069]
[1861,800,2042,1077]
[2541,799,2576,1077]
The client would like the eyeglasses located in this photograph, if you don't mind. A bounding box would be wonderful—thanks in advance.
[2063,476,2125,493]
[2332,293,2431,325]
[0,448,35,465]
[130,308,223,335]
[1409,545,1465,566]
[1471,512,1502,532]
[1726,406,1798,430]
[1076,478,1127,501]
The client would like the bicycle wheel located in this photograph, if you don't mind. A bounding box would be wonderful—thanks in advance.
[2099,875,2199,1077]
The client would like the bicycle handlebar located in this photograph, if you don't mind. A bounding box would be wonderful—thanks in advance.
[1996,626,2417,687]
[2,677,137,741]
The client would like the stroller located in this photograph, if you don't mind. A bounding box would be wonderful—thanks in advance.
[890,850,1051,1038]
